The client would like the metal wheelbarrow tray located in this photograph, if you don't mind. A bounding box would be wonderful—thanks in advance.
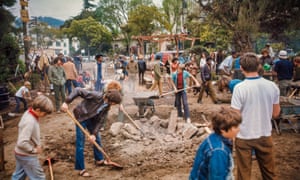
[275,98,300,134]
[132,92,156,118]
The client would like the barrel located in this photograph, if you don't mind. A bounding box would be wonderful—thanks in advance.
[0,85,9,110]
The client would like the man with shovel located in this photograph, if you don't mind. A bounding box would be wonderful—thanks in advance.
[171,64,200,123]
[61,88,122,177]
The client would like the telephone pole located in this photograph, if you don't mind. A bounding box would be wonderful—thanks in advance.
[20,0,30,71]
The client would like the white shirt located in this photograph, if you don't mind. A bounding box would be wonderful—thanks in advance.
[231,77,280,139]
[15,86,29,98]
[218,55,233,71]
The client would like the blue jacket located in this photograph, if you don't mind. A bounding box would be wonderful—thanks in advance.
[189,133,234,180]
[171,70,191,90]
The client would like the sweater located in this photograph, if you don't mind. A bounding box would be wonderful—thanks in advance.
[14,109,40,156]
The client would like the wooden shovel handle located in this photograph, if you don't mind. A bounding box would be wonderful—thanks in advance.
[122,109,145,136]
[66,110,112,162]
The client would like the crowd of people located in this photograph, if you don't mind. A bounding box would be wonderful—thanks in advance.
[10,44,300,179]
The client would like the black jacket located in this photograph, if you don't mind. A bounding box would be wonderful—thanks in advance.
[65,87,110,135]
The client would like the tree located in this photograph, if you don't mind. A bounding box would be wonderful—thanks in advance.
[162,0,182,34]
[195,0,267,52]
[83,0,96,10]
[93,0,153,54]
[127,5,170,36]
[259,0,300,41]
[63,17,112,59]
[0,0,21,83]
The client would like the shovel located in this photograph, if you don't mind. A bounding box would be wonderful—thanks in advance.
[66,110,123,169]
[149,86,197,99]
[43,157,57,180]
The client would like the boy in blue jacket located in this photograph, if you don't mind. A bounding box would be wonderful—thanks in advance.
[190,107,241,180]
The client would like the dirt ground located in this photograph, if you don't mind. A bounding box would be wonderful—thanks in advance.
[0,62,299,180]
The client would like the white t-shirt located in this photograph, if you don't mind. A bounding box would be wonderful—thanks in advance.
[231,77,280,139]
[15,86,29,98]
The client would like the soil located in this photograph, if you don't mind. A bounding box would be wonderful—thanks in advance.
[0,62,299,180]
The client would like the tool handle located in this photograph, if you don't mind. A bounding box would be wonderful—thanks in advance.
[122,109,145,136]
[160,86,196,97]
[66,110,111,162]
[47,158,54,180]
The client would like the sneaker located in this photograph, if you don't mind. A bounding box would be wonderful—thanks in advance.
[186,118,191,124]
[57,110,61,114]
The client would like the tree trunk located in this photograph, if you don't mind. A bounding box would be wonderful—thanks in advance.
[232,31,253,52]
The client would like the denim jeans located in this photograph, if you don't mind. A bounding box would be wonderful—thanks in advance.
[12,154,46,180]
[14,96,27,113]
[65,79,78,95]
[94,79,103,92]
[75,118,104,170]
[175,91,190,119]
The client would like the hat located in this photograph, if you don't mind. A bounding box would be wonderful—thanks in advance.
[278,50,288,59]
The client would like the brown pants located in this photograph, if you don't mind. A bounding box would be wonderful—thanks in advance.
[198,80,217,103]
[150,79,162,95]
[235,136,276,180]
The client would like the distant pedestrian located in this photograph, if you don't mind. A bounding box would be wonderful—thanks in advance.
[137,55,147,85]
[197,57,220,104]
[63,57,78,95]
[126,56,138,92]
[48,56,66,112]
[150,61,163,95]
[93,54,104,92]
[12,95,54,180]
[190,107,242,180]
[274,50,293,96]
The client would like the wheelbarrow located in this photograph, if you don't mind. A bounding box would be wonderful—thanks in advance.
[132,92,156,118]
[273,104,300,135]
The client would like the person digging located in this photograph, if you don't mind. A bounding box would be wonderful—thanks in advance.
[61,87,122,177]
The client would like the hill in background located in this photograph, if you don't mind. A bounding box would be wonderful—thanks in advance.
[15,16,64,28]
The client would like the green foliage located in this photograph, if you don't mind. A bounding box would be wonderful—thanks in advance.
[63,16,112,52]
[0,34,20,83]
[127,5,170,36]
[162,0,182,33]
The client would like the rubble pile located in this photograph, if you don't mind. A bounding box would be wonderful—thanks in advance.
[109,109,212,145]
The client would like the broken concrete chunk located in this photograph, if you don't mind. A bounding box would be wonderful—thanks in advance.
[120,129,141,141]
[123,123,140,135]
[109,122,124,136]
[182,124,198,140]
[160,120,169,129]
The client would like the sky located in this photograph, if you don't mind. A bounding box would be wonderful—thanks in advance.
[9,0,83,21]
[9,0,162,21]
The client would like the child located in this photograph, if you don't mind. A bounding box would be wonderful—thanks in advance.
[189,107,241,180]
[13,81,32,113]
[12,95,54,180]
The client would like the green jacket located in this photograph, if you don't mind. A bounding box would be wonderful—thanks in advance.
[48,65,66,85]
[153,63,162,81]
